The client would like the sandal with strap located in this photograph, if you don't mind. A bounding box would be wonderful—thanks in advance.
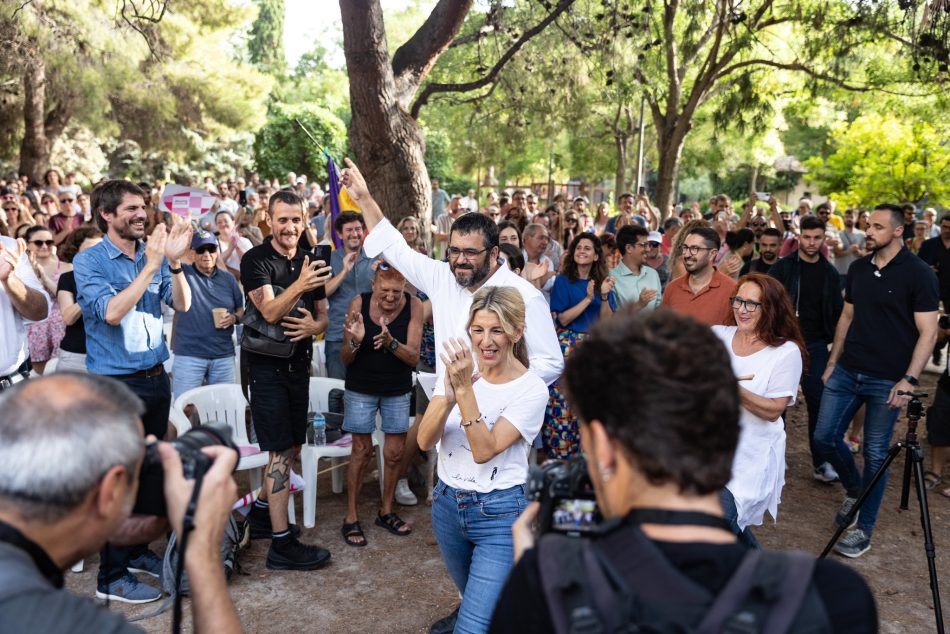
[375,512,412,536]
[342,521,367,547]
[924,471,943,491]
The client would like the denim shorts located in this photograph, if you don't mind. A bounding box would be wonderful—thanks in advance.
[343,390,411,434]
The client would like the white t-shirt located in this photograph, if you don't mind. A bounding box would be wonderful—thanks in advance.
[223,236,253,272]
[712,325,802,530]
[0,236,49,375]
[438,371,549,492]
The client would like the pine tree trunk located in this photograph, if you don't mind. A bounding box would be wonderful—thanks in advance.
[653,117,690,220]
[19,57,51,184]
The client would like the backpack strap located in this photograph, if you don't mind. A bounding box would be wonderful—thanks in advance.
[697,549,819,634]
[538,535,607,634]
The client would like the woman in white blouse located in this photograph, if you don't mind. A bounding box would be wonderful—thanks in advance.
[712,273,805,548]
[418,286,549,634]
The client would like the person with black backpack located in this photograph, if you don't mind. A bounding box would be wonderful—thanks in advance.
[489,309,877,634]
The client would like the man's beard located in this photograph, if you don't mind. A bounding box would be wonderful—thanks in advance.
[761,252,777,263]
[452,257,491,288]
[867,235,893,253]
[116,219,145,241]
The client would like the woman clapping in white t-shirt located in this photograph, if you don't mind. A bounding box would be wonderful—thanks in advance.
[418,286,549,634]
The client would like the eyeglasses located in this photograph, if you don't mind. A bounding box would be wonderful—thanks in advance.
[194,245,218,254]
[59,198,75,204]
[633,242,649,249]
[648,241,661,248]
[447,246,489,260]
[378,261,391,271]
[42,199,56,205]
[30,239,55,247]
[729,296,762,312]
[750,221,767,227]
[565,216,579,222]
[680,244,716,255]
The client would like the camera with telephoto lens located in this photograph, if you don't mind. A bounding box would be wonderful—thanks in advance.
[133,425,239,517]
[527,455,601,536]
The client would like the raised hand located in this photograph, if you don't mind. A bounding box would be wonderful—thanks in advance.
[165,221,194,261]
[0,241,24,282]
[345,311,365,344]
[338,157,370,201]
[281,306,320,342]
[585,279,595,301]
[343,251,359,273]
[439,338,475,392]
[600,276,616,297]
[146,224,168,271]
[373,318,393,350]
[294,255,333,292]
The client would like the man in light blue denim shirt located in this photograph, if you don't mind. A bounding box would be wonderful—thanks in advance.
[73,180,192,605]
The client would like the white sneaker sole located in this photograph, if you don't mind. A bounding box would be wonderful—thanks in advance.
[95,589,162,604]
[395,494,418,506]
[834,542,871,559]
[812,472,839,483]
[127,566,160,578]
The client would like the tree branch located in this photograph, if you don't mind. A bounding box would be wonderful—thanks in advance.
[409,0,576,119]
[714,58,871,91]
[392,0,474,104]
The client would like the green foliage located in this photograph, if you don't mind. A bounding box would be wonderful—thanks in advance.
[805,113,950,208]
[0,0,270,171]
[282,44,351,123]
[248,0,287,77]
[423,127,475,194]
[253,103,347,181]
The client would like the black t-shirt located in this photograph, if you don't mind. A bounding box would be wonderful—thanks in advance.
[56,271,86,354]
[797,259,826,343]
[345,292,414,396]
[489,538,877,634]
[240,239,326,367]
[841,247,939,382]
[739,258,773,276]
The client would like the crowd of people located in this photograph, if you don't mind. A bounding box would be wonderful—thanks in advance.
[1,159,945,632]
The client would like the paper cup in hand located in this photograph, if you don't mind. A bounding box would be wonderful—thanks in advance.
[212,308,229,329]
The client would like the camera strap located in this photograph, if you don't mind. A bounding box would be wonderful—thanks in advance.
[619,508,735,533]
[172,469,205,634]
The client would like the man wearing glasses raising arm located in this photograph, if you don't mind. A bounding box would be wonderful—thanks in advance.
[661,226,736,326]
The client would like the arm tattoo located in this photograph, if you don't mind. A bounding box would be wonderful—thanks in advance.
[267,449,294,494]
[248,286,266,309]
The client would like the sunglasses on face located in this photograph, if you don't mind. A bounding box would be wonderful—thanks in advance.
[31,239,55,247]
[195,245,218,254]
[60,198,75,204]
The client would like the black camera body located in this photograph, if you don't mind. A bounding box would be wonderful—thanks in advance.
[134,425,239,517]
[527,455,601,536]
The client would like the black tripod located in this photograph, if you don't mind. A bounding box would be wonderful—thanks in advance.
[820,390,944,634]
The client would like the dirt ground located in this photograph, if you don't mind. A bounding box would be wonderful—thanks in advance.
[68,370,950,633]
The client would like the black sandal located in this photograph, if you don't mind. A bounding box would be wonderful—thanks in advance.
[342,521,367,547]
[375,512,412,536]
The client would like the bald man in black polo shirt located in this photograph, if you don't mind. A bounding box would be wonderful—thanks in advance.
[814,204,938,559]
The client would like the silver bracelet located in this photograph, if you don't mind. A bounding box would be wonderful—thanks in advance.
[460,413,485,428]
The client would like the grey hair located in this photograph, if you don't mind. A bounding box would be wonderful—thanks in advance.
[0,373,144,521]
[522,223,547,239]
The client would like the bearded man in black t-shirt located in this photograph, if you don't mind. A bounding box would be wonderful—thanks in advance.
[490,310,877,634]
[241,190,333,571]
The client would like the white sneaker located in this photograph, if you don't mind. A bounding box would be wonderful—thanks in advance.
[813,462,840,483]
[395,478,418,506]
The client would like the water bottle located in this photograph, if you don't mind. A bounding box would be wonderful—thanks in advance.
[310,411,326,446]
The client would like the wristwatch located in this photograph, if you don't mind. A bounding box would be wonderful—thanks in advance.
[388,339,399,353]
[904,375,920,386]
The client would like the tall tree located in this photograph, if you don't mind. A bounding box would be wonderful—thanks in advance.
[1,0,269,182]
[248,0,287,77]
[339,0,575,224]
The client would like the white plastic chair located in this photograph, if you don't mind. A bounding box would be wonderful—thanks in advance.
[301,377,385,528]
[173,384,295,524]
[311,340,327,377]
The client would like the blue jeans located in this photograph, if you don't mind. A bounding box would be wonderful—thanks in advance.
[172,355,235,397]
[343,390,411,434]
[431,480,527,634]
[801,341,830,468]
[814,365,899,536]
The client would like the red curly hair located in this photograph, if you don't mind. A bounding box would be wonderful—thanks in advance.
[727,273,807,365]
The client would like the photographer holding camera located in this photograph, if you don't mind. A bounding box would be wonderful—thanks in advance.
[490,310,876,633]
[0,373,241,633]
